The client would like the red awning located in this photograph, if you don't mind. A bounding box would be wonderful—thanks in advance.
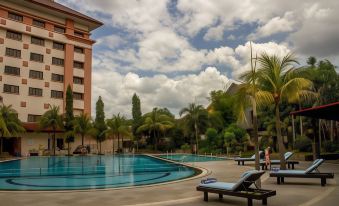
[290,102,339,121]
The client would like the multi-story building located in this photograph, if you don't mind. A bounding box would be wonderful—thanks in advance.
[0,0,103,156]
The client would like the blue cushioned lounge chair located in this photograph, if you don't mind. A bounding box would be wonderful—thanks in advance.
[197,170,276,206]
[260,151,299,170]
[269,159,334,186]
[234,151,263,166]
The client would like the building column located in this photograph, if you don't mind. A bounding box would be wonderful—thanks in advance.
[64,44,74,112]
[84,48,92,115]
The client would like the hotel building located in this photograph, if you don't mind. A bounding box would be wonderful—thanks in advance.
[0,0,103,156]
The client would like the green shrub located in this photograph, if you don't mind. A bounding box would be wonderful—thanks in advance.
[295,135,312,152]
[323,141,339,153]
[181,143,191,153]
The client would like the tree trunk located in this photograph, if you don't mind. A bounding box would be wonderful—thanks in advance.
[252,98,261,187]
[122,135,124,153]
[299,102,303,136]
[81,134,84,146]
[68,142,70,156]
[0,136,3,155]
[275,105,286,169]
[52,131,56,156]
[118,134,120,152]
[99,141,102,154]
[194,121,199,154]
[154,129,157,151]
[112,136,115,154]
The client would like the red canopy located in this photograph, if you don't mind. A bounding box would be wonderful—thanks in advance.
[290,102,339,121]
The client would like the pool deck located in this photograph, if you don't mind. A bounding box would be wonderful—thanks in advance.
[0,160,338,206]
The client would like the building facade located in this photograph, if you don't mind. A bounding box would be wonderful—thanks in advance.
[0,0,104,156]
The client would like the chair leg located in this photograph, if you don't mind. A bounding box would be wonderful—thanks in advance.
[238,161,240,165]
[242,161,244,165]
[277,177,280,184]
[262,198,267,205]
[204,192,208,201]
[219,194,223,200]
[321,178,326,186]
[281,177,285,183]
[292,163,295,169]
[287,163,291,169]
[247,198,253,206]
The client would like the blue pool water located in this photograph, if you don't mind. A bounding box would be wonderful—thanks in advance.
[158,154,226,162]
[0,155,198,190]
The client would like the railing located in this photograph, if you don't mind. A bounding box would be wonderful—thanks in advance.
[0,163,190,178]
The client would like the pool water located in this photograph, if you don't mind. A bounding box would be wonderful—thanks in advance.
[158,154,226,162]
[0,155,198,190]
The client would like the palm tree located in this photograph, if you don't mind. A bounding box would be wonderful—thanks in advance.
[179,103,208,154]
[74,113,93,146]
[106,114,131,153]
[137,108,174,150]
[256,53,313,169]
[39,105,63,156]
[0,105,25,155]
[235,42,262,174]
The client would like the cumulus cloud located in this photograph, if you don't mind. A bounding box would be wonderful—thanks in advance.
[92,67,228,117]
[55,0,339,117]
[249,12,297,40]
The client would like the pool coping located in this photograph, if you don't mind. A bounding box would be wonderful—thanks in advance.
[0,154,210,193]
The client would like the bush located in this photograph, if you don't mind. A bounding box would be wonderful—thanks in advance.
[181,143,191,153]
[295,135,312,152]
[323,141,339,153]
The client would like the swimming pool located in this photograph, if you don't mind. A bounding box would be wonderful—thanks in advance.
[0,155,198,191]
[158,154,226,162]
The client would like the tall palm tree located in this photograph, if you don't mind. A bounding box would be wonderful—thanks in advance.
[235,42,263,174]
[106,114,131,153]
[39,105,63,156]
[256,53,313,169]
[74,113,93,146]
[137,108,174,150]
[0,105,25,155]
[179,103,208,154]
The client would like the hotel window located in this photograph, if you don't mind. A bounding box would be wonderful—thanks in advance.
[53,42,64,50]
[30,53,44,62]
[32,19,45,28]
[51,90,63,99]
[27,114,41,123]
[73,61,84,69]
[29,87,43,96]
[3,84,19,94]
[54,26,65,33]
[73,77,84,85]
[74,31,84,37]
[74,47,84,53]
[4,66,20,76]
[6,48,21,58]
[29,70,43,80]
[52,57,64,66]
[51,73,64,82]
[8,12,23,22]
[6,30,22,41]
[73,92,84,100]
[31,36,45,46]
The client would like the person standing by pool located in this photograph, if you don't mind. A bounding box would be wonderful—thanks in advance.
[265,146,271,170]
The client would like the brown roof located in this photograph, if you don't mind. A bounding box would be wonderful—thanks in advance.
[23,122,64,133]
[25,0,103,29]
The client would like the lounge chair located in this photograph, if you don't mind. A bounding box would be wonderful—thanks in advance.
[234,151,263,165]
[269,159,334,186]
[197,170,276,206]
[260,152,299,170]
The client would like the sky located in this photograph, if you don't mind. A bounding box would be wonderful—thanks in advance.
[57,0,339,118]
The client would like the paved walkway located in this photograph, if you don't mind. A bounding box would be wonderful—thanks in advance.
[0,160,337,206]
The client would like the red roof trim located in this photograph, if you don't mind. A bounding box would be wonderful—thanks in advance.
[290,102,339,115]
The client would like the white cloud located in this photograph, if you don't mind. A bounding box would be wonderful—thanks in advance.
[249,12,297,40]
[91,67,229,117]
[203,25,225,41]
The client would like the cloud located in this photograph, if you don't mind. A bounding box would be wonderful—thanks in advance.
[92,67,229,117]
[249,12,297,40]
